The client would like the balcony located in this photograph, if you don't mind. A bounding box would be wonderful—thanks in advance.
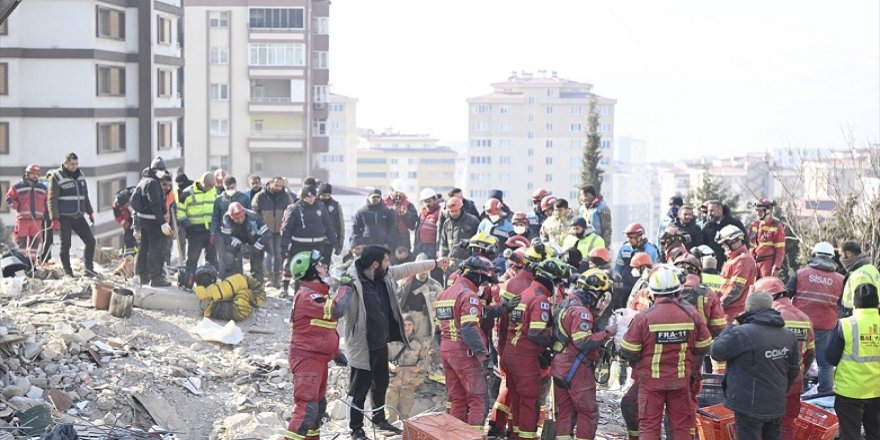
[248,130,306,152]
[310,136,329,153]
[250,130,305,139]
[312,102,329,119]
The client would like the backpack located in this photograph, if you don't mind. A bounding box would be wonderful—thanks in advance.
[112,186,136,218]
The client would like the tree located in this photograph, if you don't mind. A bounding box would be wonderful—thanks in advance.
[579,99,603,193]
[685,165,741,210]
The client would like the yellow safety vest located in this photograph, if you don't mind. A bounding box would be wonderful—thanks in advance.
[176,182,216,230]
[833,308,880,399]
[702,273,723,291]
[842,264,880,309]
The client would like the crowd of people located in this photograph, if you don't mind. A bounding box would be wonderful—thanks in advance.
[5,153,879,440]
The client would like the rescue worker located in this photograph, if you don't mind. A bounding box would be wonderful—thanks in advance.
[501,258,568,440]
[219,202,269,281]
[413,188,441,259]
[749,198,786,278]
[838,240,880,314]
[436,256,497,429]
[398,253,443,340]
[620,265,713,440]
[626,252,656,313]
[252,177,294,288]
[438,197,480,270]
[526,188,551,238]
[5,164,47,258]
[479,198,514,244]
[448,187,480,219]
[285,250,352,440]
[47,153,96,278]
[758,276,816,440]
[176,171,217,288]
[211,176,251,276]
[699,247,723,291]
[655,195,684,248]
[131,157,172,286]
[675,205,702,248]
[658,225,688,263]
[511,212,536,241]
[826,284,880,440]
[674,253,727,337]
[279,186,338,291]
[386,315,428,423]
[540,198,575,248]
[615,223,660,310]
[318,183,345,255]
[716,224,757,323]
[562,217,606,260]
[579,185,612,247]
[710,291,801,440]
[551,269,617,440]
[787,241,844,394]
[351,189,395,248]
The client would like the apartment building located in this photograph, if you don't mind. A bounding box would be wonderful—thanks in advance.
[184,0,330,183]
[354,131,457,197]
[466,71,616,209]
[319,92,358,186]
[0,0,184,246]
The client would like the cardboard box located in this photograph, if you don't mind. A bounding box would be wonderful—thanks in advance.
[403,413,487,440]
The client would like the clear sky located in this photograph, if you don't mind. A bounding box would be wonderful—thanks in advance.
[331,1,880,161]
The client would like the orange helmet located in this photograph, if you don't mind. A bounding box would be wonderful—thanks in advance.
[624,223,645,236]
[753,276,787,297]
[484,198,502,215]
[446,196,464,211]
[505,235,530,250]
[532,188,551,202]
[511,211,529,225]
[630,252,653,269]
[588,247,612,264]
[540,195,558,211]
[227,202,246,221]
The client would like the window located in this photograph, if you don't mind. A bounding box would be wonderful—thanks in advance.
[420,158,456,164]
[97,177,127,211]
[499,173,511,183]
[330,121,342,131]
[545,174,553,182]
[248,43,306,66]
[210,119,229,136]
[210,47,229,64]
[499,139,511,150]
[547,88,555,97]
[601,139,612,149]
[527,148,534,157]
[545,157,553,165]
[500,156,511,165]
[527,96,535,104]
[471,139,491,148]
[312,16,329,34]
[545,140,553,148]
[97,6,125,40]
[545,123,553,131]
[570,139,580,148]
[528,114,535,122]
[499,105,511,114]
[500,122,512,132]
[209,11,230,28]
[0,20,7,35]
[314,85,328,103]
[0,181,10,213]
[571,105,583,115]
[527,165,534,173]
[472,104,491,114]
[209,83,228,101]
[210,154,230,170]
[570,122,583,132]
[97,122,126,153]
[546,106,554,114]
[0,63,7,95]
[570,157,580,166]
[357,158,387,164]
[527,132,534,139]
[313,120,327,136]
[407,172,417,178]
[473,122,489,132]
[570,174,580,184]
[96,65,125,96]
[0,122,8,154]
[313,51,328,69]
[527,182,534,191]
[357,172,387,178]
[330,103,344,112]
[249,8,305,29]
[157,69,173,97]
[157,16,172,45]
[157,122,173,150]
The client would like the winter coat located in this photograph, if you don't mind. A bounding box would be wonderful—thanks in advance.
[439,212,480,260]
[675,218,703,249]
[211,191,251,235]
[322,197,345,249]
[540,211,576,247]
[710,308,800,419]
[701,207,747,268]
[351,202,395,247]
[176,179,215,231]
[580,197,612,245]
[219,209,269,251]
[279,200,338,254]
[133,168,166,222]
[6,179,47,221]
[252,189,293,234]
[47,166,93,220]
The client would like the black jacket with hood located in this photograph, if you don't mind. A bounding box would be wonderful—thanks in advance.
[351,200,395,247]
[134,168,167,223]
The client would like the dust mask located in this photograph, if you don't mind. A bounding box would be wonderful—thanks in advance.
[155,170,167,179]
[514,225,527,235]
[489,214,501,223]
[225,189,236,196]
[631,268,641,278]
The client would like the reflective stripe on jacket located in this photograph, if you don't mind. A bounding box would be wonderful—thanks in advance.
[177,181,215,230]
[5,180,47,221]
[48,168,90,218]
[833,309,880,399]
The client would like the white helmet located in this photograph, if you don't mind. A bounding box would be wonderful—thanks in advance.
[715,225,745,245]
[419,188,436,202]
[647,264,684,296]
[696,245,715,257]
[812,242,835,257]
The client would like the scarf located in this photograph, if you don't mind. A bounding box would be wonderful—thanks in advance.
[841,253,870,272]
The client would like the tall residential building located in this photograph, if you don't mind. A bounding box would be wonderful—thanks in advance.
[184,0,330,182]
[466,71,616,209]
[0,0,184,247]
[354,131,457,196]
[319,92,358,186]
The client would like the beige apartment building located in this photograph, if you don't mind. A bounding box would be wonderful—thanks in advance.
[466,71,616,209]
[354,132,457,197]
[184,0,330,182]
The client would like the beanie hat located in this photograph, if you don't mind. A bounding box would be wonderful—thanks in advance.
[300,185,317,198]
[572,217,588,229]
[318,183,333,195]
[745,291,773,312]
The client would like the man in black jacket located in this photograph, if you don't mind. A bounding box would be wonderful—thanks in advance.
[46,153,96,278]
[280,186,339,261]
[675,205,702,249]
[318,183,345,255]
[133,157,173,287]
[448,188,480,219]
[351,189,395,248]
[437,197,480,265]
[701,200,747,268]
[710,291,800,440]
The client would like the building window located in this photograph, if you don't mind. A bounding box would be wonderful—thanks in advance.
[528,114,535,122]
[500,156,511,165]
[210,119,229,136]
[471,139,491,148]
[96,65,125,96]
[546,106,554,114]
[570,122,583,132]
[157,16,172,45]
[210,155,230,170]
[408,172,417,178]
[249,8,305,29]
[527,132,534,139]
[500,122,512,132]
[312,16,329,35]
[570,139,580,148]
[0,63,7,95]
[545,139,553,148]
[314,85,328,103]
[473,122,489,132]
[357,172,387,179]
[97,177,127,212]
[472,104,491,114]
[210,47,229,64]
[157,122,173,150]
[527,165,534,173]
[545,174,553,182]
[499,105,511,114]
[0,122,8,154]
[330,103,344,112]
[313,51,329,69]
[210,83,229,101]
[545,157,553,165]
[313,120,327,136]
[0,181,9,213]
[527,148,534,157]
[547,89,555,97]
[601,139,611,149]
[0,21,7,35]
[571,105,583,115]
[330,121,342,131]
[545,123,553,131]
[96,6,125,40]
[157,69,173,97]
[209,11,230,28]
[527,96,535,104]
[97,123,126,153]
[248,43,306,66]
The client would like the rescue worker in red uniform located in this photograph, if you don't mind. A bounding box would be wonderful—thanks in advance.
[717,224,757,323]
[659,225,688,264]
[620,265,713,440]
[285,250,352,440]
[673,253,727,337]
[627,252,657,313]
[551,269,617,440]
[756,276,816,440]
[749,198,786,278]
[436,256,500,429]
[4,165,48,258]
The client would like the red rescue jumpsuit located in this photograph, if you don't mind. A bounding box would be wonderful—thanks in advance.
[749,217,786,278]
[719,245,757,323]
[286,281,350,440]
[551,295,611,440]
[620,297,712,440]
[773,298,815,440]
[501,279,552,440]
[5,179,48,256]
[436,276,489,428]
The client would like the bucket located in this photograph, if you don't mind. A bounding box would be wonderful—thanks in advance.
[109,288,134,318]
[92,282,113,310]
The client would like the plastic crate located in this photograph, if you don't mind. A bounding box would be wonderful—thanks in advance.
[696,404,737,440]
[697,373,725,407]
[792,402,838,440]
[403,413,486,440]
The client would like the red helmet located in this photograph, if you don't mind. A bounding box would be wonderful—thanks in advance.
[511,211,529,225]
[624,223,645,237]
[753,276,787,297]
[588,247,611,264]
[532,188,551,202]
[673,253,702,275]
[507,249,526,269]
[631,252,653,269]
[446,196,464,211]
[227,202,246,221]
[505,235,530,250]
[754,198,775,210]
[540,195,558,211]
[484,198,502,215]
[25,164,41,176]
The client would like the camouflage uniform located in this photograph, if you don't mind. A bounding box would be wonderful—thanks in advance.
[386,338,428,422]
[539,210,575,248]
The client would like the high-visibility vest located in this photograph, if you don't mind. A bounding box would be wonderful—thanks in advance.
[833,308,880,399]
[842,264,880,309]
[702,273,723,291]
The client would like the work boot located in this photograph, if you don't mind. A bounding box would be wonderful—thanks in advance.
[351,429,370,440]
[151,278,172,288]
[373,420,401,435]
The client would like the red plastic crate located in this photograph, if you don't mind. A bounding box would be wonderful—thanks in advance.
[793,402,839,440]
[696,404,737,440]
[403,413,487,440]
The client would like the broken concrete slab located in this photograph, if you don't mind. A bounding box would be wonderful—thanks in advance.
[134,286,200,312]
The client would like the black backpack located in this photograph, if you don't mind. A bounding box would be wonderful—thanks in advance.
[112,186,136,217]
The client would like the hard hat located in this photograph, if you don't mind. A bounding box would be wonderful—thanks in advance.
[715,225,745,245]
[695,245,715,257]
[631,252,653,269]
[540,195,558,211]
[25,164,41,176]
[660,225,683,242]
[461,256,498,283]
[505,235,531,250]
[812,242,835,257]
[290,250,323,281]
[227,202,246,221]
[577,268,612,293]
[150,156,167,171]
[534,258,570,282]
[588,247,612,264]
[624,223,645,236]
[446,197,464,211]
[419,188,436,202]
[647,264,683,296]
[511,212,529,225]
[507,249,526,268]
[468,231,498,251]
[532,188,551,201]
[673,253,702,275]
[753,276,787,297]
[193,265,219,287]
[754,198,775,210]
[484,198,502,215]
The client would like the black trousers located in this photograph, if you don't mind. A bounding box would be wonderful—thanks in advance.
[734,412,781,440]
[184,228,216,280]
[59,216,95,274]
[136,219,168,283]
[348,346,391,431]
[835,394,880,440]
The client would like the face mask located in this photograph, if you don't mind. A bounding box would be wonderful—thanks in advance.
[514,225,527,235]
[155,170,167,179]
[225,189,236,196]
[631,268,641,278]
[489,214,501,223]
